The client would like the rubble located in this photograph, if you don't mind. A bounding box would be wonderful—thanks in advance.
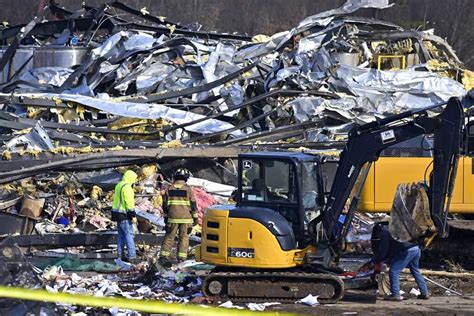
[0,0,471,183]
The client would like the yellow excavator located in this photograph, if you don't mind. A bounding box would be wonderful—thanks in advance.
[196,97,466,303]
[359,116,474,214]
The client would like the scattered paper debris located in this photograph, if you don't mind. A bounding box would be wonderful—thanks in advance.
[219,300,245,309]
[410,288,421,296]
[296,294,320,307]
[246,302,281,311]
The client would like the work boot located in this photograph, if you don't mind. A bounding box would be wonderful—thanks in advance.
[384,295,404,301]
[417,294,430,300]
[158,257,172,268]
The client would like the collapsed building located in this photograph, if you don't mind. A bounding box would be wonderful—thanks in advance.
[0,0,473,313]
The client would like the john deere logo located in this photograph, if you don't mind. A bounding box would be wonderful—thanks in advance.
[243,160,253,170]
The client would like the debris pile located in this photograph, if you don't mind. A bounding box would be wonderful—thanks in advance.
[0,162,229,238]
[0,0,472,185]
[40,264,203,304]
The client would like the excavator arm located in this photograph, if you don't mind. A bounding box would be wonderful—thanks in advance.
[320,97,465,254]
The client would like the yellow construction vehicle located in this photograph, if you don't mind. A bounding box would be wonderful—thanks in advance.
[359,119,474,214]
[196,97,466,303]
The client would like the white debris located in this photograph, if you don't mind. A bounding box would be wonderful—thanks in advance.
[246,302,281,311]
[109,306,141,316]
[176,259,204,269]
[410,288,421,296]
[42,265,63,281]
[187,177,236,203]
[70,273,82,283]
[135,286,152,296]
[247,303,266,311]
[219,300,245,309]
[45,285,58,293]
[296,294,320,307]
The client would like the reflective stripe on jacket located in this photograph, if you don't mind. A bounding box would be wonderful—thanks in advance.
[164,180,197,222]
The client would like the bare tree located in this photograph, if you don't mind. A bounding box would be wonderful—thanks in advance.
[0,0,472,68]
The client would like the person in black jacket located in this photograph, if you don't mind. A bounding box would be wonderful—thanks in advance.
[371,223,430,301]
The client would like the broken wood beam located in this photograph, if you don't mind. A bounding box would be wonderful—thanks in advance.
[0,147,247,183]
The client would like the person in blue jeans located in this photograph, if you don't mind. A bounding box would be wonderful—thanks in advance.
[117,219,136,260]
[371,223,429,301]
[111,170,138,262]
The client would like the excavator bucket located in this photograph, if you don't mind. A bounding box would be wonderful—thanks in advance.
[389,182,436,243]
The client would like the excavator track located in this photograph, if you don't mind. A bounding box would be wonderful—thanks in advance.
[202,271,344,304]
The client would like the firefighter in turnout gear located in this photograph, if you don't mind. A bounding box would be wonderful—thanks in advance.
[159,168,197,264]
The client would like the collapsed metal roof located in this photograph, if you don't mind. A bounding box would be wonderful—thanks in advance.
[0,0,471,182]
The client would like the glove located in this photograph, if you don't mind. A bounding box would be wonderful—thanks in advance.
[374,263,382,274]
[187,226,192,234]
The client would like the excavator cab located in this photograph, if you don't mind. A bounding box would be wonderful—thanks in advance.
[197,152,326,270]
[238,152,324,246]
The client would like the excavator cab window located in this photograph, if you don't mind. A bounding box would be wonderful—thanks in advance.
[239,157,304,237]
[380,135,433,157]
[301,162,322,223]
[467,121,474,154]
[241,159,296,203]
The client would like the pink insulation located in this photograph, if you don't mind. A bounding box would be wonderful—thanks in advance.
[191,187,218,225]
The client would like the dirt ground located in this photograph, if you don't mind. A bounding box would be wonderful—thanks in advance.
[265,273,474,315]
[45,269,473,315]
[268,291,474,315]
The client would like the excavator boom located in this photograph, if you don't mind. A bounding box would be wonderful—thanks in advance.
[322,97,465,251]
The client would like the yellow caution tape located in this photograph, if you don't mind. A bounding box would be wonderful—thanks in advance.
[0,286,293,315]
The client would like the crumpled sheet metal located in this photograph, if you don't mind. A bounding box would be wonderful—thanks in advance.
[294,0,393,33]
[91,31,162,61]
[19,67,74,88]
[289,97,373,124]
[6,122,54,152]
[335,65,466,110]
[86,29,242,101]
[3,93,242,136]
[0,0,471,153]
[289,64,467,126]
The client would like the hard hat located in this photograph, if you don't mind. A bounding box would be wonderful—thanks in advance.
[174,167,191,179]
